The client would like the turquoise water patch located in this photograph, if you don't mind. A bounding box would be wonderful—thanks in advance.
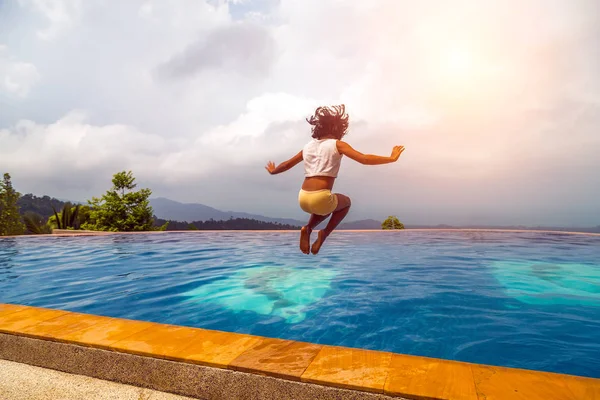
[490,261,600,306]
[182,266,338,323]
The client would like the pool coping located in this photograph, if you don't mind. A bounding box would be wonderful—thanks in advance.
[0,228,599,238]
[0,304,598,399]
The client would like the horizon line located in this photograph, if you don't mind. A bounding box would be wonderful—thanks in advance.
[19,194,599,229]
[2,228,599,238]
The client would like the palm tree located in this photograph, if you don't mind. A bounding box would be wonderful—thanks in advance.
[23,212,52,234]
[50,203,81,230]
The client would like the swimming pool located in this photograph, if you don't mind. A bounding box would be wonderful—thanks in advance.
[1,230,599,378]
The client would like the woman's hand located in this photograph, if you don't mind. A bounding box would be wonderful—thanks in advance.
[391,145,405,161]
[265,161,276,174]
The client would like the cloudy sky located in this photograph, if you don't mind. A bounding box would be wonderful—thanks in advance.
[1,0,599,226]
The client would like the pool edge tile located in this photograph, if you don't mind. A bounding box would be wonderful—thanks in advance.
[13,312,113,344]
[107,324,206,362]
[2,304,600,399]
[471,364,600,400]
[301,345,393,394]
[174,330,262,369]
[0,307,69,334]
[56,316,157,351]
[384,353,478,400]
[229,338,323,382]
[0,304,31,316]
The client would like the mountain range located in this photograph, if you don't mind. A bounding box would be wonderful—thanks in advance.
[18,194,600,232]
[149,198,600,232]
[149,197,383,229]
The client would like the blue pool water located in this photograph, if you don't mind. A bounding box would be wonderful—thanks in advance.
[1,231,599,378]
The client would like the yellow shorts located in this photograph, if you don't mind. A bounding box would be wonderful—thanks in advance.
[298,189,338,216]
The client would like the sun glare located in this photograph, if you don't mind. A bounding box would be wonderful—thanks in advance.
[442,46,475,82]
[448,48,472,73]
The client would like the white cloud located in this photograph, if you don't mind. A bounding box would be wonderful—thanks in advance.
[0,46,40,97]
[0,112,170,186]
[156,21,276,80]
[18,0,83,40]
[1,0,600,225]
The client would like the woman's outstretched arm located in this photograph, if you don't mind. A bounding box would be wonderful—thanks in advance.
[265,150,303,175]
[337,141,404,165]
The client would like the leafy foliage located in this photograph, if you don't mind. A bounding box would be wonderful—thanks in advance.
[381,215,404,230]
[23,212,53,234]
[0,173,25,236]
[49,203,82,230]
[82,171,163,232]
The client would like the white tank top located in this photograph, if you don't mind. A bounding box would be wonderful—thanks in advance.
[303,138,342,178]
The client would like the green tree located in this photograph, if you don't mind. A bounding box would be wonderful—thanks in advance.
[0,173,25,236]
[78,205,92,227]
[381,215,405,230]
[23,212,53,234]
[82,171,164,232]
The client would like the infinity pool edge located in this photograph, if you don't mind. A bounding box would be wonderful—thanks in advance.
[0,228,599,238]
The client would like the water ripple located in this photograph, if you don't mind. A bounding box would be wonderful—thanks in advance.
[0,231,599,378]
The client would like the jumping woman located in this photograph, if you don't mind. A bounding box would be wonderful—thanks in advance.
[265,105,405,255]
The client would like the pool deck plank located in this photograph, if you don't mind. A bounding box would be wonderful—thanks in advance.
[55,316,156,350]
[471,364,600,400]
[301,346,392,393]
[384,354,478,399]
[108,324,205,361]
[18,312,112,341]
[0,303,29,315]
[172,329,262,369]
[0,307,68,333]
[229,337,323,381]
[0,303,599,400]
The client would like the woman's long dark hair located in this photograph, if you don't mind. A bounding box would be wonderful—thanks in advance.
[306,104,349,140]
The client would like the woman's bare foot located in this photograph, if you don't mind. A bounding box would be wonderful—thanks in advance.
[311,230,328,255]
[300,226,312,254]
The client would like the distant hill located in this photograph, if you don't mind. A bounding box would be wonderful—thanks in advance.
[154,217,300,231]
[149,198,600,232]
[17,194,600,233]
[15,194,384,229]
[17,194,67,219]
[149,197,386,229]
[149,197,306,226]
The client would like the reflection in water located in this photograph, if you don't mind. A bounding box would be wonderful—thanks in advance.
[491,261,600,306]
[0,239,19,284]
[182,265,338,323]
[530,263,562,283]
[111,235,138,258]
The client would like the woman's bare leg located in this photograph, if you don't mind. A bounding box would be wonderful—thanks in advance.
[311,194,351,255]
[300,213,331,254]
[308,213,331,230]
